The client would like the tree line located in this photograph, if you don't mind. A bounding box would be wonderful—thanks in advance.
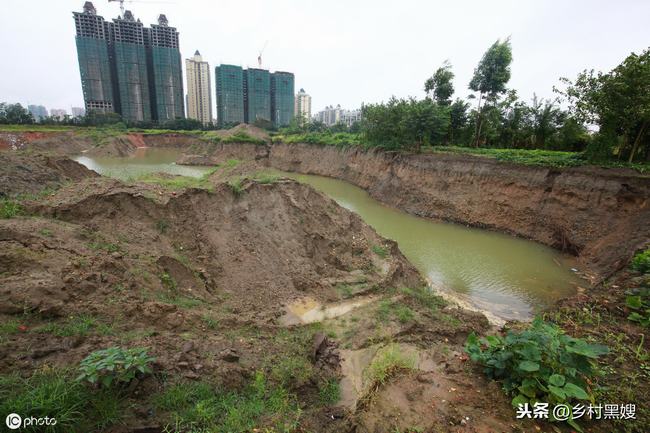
[360,40,649,162]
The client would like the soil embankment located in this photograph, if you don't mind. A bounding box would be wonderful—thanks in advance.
[209,142,649,278]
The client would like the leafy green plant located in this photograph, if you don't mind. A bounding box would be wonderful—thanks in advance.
[77,347,155,387]
[465,319,607,426]
[0,199,22,219]
[626,288,650,327]
[631,249,650,274]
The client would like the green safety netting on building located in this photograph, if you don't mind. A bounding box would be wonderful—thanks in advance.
[113,41,152,122]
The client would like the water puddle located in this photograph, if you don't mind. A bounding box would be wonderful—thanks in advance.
[280,296,378,326]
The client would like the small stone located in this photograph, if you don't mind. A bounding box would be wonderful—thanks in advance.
[220,348,240,362]
[181,341,194,353]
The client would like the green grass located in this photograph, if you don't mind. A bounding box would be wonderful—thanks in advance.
[398,286,447,314]
[254,173,280,184]
[222,132,266,145]
[36,315,113,337]
[88,241,121,253]
[336,284,354,298]
[228,177,245,197]
[0,370,123,433]
[270,355,314,389]
[153,373,301,433]
[318,379,341,405]
[371,244,389,258]
[365,344,416,389]
[157,293,205,309]
[0,318,21,335]
[201,315,219,330]
[0,199,22,218]
[376,300,415,324]
[632,248,650,274]
[135,172,213,191]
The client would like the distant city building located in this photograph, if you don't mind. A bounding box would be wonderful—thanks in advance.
[186,50,212,125]
[71,107,86,117]
[50,109,68,120]
[73,2,184,123]
[215,64,245,126]
[271,72,294,127]
[294,88,311,124]
[314,105,361,127]
[244,68,271,124]
[28,105,48,121]
[216,64,294,127]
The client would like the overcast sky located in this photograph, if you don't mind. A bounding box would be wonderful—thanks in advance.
[1,0,649,115]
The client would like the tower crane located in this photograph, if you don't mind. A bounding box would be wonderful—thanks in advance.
[257,40,268,69]
[107,0,174,17]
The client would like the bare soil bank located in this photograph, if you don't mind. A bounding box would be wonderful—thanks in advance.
[200,142,649,279]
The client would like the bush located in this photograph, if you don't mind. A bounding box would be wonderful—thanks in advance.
[77,347,155,387]
[466,319,607,426]
[631,249,650,274]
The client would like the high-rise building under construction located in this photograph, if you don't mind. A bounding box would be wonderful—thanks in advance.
[215,65,294,127]
[73,2,183,123]
[215,64,245,126]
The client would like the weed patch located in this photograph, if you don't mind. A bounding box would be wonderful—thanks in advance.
[0,199,22,219]
[466,318,608,429]
[371,244,388,258]
[365,344,416,391]
[153,372,300,432]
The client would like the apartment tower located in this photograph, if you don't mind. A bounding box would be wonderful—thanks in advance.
[73,2,184,123]
[186,50,212,125]
[271,71,295,127]
[294,88,312,124]
[215,64,245,126]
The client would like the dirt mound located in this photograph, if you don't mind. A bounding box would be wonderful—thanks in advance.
[0,152,98,197]
[216,123,270,142]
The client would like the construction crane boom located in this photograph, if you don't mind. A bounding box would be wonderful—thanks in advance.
[257,40,268,69]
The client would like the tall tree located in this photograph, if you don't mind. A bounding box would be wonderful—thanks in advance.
[424,61,455,106]
[469,38,513,146]
[0,103,34,125]
[557,49,650,162]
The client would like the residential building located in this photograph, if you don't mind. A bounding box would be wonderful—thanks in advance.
[271,72,294,127]
[28,105,48,121]
[186,50,212,125]
[314,105,361,127]
[71,107,86,117]
[294,88,311,124]
[50,109,68,120]
[147,14,184,122]
[73,1,115,114]
[215,64,295,127]
[244,68,271,124]
[215,64,245,126]
[73,2,184,123]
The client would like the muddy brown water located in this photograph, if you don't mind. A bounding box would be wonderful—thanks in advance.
[75,148,582,321]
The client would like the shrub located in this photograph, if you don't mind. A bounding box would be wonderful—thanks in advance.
[631,249,650,274]
[77,347,155,387]
[465,319,607,426]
